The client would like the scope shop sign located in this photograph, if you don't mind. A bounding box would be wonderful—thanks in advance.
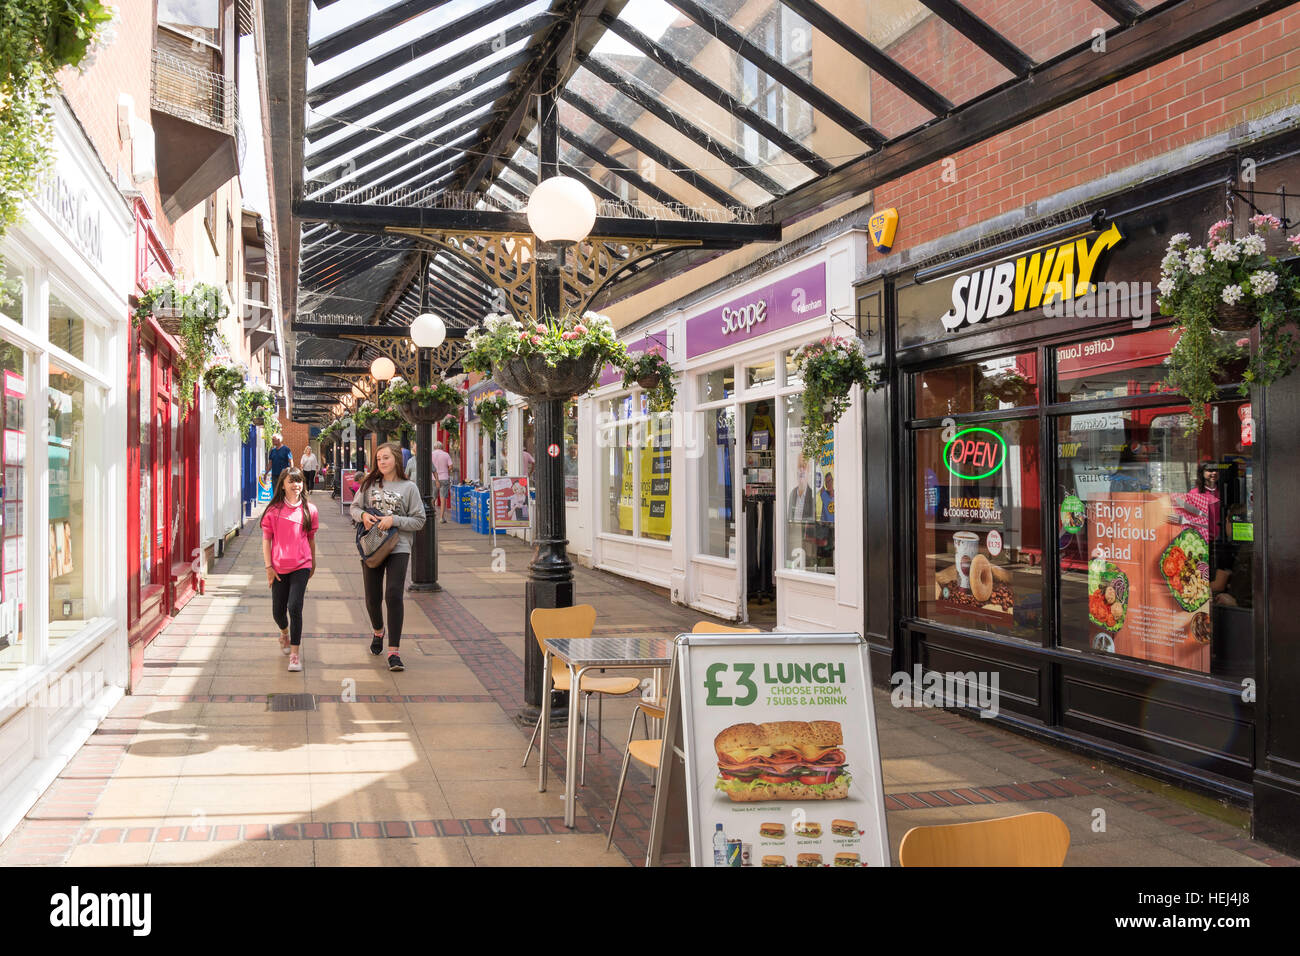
[677,633,888,868]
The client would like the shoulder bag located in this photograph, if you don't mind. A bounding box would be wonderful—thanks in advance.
[355,507,399,568]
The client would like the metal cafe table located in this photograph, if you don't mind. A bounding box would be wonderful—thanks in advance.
[539,636,674,829]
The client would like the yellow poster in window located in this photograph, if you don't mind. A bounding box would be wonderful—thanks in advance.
[618,446,635,532]
[641,443,672,539]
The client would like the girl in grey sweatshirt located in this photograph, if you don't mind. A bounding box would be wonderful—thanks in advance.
[350,442,426,671]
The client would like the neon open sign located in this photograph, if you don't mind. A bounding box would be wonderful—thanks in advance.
[943,427,1007,480]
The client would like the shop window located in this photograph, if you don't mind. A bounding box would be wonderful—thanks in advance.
[0,343,25,680]
[701,407,736,558]
[784,350,802,387]
[915,418,1043,641]
[0,260,24,325]
[1056,401,1254,678]
[563,400,578,504]
[600,397,633,537]
[699,367,735,403]
[746,359,776,388]
[48,290,86,361]
[48,362,91,645]
[784,396,833,573]
[915,353,1038,418]
[1055,328,1180,402]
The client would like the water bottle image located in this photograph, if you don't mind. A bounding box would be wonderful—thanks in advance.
[712,823,727,867]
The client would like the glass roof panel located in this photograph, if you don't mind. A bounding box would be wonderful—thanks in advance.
[305,0,550,110]
[611,0,868,172]
[305,36,532,157]
[586,41,815,193]
[962,0,1119,64]
[566,64,772,209]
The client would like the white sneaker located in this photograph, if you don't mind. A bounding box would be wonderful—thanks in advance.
[287,653,302,672]
[279,634,291,655]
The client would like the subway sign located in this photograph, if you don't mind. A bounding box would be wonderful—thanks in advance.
[943,427,1007,480]
[940,224,1122,331]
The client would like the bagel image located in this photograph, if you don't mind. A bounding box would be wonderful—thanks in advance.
[970,553,995,603]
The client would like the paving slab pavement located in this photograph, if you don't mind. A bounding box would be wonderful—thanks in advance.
[1,506,1294,867]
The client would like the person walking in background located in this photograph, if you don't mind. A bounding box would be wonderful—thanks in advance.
[400,437,413,471]
[431,440,453,522]
[265,433,293,489]
[350,442,426,672]
[261,466,319,673]
[300,444,319,490]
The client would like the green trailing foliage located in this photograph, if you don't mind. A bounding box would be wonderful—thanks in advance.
[790,336,882,462]
[134,281,230,415]
[0,1,115,278]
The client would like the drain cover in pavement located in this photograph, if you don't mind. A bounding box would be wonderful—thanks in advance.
[267,693,317,712]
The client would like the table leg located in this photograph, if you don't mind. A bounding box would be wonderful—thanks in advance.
[565,664,588,829]
[538,650,552,793]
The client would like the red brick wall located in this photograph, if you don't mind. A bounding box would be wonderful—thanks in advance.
[874,7,1300,257]
[276,415,317,467]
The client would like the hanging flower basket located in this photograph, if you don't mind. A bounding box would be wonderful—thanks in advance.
[791,336,882,461]
[463,310,627,401]
[133,280,229,415]
[383,379,464,425]
[474,395,509,437]
[1159,217,1300,431]
[1209,302,1258,332]
[493,353,605,400]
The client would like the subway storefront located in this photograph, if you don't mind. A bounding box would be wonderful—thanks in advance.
[857,138,1300,854]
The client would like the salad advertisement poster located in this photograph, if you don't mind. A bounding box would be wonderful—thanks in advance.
[679,635,888,868]
[1068,491,1210,671]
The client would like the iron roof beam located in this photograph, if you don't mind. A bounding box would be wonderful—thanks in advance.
[305,12,556,139]
[294,198,781,243]
[306,73,517,173]
[460,0,611,192]
[1090,0,1145,23]
[575,53,786,197]
[308,0,458,64]
[914,0,1034,75]
[664,0,884,149]
[777,0,953,117]
[595,12,829,177]
[561,92,746,211]
[306,0,537,106]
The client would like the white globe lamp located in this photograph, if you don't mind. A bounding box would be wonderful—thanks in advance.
[526,176,597,244]
[370,356,396,381]
[410,312,447,349]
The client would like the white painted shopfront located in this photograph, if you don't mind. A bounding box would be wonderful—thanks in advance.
[0,101,132,840]
[581,232,868,631]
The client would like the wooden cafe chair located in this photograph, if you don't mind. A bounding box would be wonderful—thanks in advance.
[520,605,640,785]
[898,811,1070,866]
[605,622,761,851]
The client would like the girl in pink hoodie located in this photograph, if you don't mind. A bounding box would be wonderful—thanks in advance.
[261,467,319,672]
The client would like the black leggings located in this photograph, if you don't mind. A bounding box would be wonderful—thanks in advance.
[362,552,410,647]
[271,568,311,647]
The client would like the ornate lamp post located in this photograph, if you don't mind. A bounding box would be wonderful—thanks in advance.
[370,356,395,444]
[409,311,447,592]
[515,175,598,715]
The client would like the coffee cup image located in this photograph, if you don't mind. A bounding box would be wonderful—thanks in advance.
[953,532,980,589]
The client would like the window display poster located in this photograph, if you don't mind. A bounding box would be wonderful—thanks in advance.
[490,475,529,528]
[641,445,672,537]
[678,634,888,868]
[1062,491,1209,671]
[339,469,359,506]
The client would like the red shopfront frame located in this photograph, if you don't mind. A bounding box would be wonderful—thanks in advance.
[127,201,199,656]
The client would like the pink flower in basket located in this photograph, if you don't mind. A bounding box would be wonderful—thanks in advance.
[535,324,548,334]
[573,324,588,335]
[1207,219,1232,246]
[531,335,543,345]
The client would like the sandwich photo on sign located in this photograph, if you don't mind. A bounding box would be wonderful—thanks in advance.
[714,720,850,801]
